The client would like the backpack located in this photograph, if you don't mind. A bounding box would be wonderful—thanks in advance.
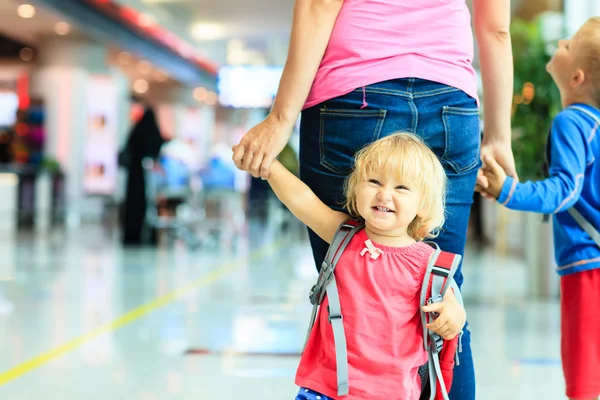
[304,219,463,399]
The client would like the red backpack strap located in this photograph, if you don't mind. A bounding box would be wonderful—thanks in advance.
[420,242,462,400]
[426,250,461,308]
[434,335,460,400]
[420,244,462,349]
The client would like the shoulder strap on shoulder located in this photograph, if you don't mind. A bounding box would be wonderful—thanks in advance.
[308,219,364,305]
[325,220,363,269]
[305,219,363,342]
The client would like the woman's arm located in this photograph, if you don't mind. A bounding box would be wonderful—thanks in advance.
[233,0,344,179]
[268,160,349,244]
[271,0,344,125]
[473,0,517,180]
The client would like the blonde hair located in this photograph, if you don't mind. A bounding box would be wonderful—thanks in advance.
[344,132,447,241]
[574,17,600,105]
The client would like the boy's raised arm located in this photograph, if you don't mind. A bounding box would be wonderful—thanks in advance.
[267,160,349,244]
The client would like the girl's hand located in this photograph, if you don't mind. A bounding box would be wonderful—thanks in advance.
[232,114,294,179]
[422,289,466,340]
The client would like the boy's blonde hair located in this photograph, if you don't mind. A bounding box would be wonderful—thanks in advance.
[343,132,447,241]
[574,17,600,105]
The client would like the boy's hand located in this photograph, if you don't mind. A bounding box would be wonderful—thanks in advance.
[422,290,466,340]
[480,155,507,199]
[476,140,516,200]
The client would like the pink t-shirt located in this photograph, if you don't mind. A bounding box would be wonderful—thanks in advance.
[304,0,477,109]
[296,230,434,399]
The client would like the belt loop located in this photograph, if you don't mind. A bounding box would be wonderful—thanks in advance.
[407,77,415,94]
[361,86,368,109]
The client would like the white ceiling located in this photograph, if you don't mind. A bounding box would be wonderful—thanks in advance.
[139,0,294,41]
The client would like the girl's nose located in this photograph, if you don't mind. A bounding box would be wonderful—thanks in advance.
[376,188,391,200]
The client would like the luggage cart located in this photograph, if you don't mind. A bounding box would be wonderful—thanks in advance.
[142,157,203,249]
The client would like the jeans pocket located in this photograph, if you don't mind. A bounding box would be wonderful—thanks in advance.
[441,106,481,174]
[319,108,387,175]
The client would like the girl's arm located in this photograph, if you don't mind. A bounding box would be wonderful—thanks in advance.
[268,160,349,244]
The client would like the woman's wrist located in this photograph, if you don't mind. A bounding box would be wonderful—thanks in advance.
[481,131,512,146]
[269,108,298,130]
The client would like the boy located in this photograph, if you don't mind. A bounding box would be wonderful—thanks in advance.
[479,17,600,400]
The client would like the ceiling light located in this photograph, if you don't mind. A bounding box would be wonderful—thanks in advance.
[54,22,71,36]
[138,14,154,28]
[19,47,34,62]
[17,4,35,19]
[193,87,207,102]
[133,79,149,94]
[191,23,226,41]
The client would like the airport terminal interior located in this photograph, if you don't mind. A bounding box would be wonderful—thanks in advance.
[0,0,598,399]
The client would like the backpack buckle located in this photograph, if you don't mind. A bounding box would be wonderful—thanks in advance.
[309,261,334,305]
[429,332,444,354]
[308,284,321,305]
[327,305,343,323]
[427,294,443,319]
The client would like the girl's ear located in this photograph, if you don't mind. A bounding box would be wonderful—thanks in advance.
[417,198,429,219]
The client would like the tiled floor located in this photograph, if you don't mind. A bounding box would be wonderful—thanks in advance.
[0,208,567,399]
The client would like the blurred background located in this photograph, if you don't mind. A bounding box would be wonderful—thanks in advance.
[0,0,597,398]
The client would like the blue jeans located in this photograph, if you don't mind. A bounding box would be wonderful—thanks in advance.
[299,78,479,400]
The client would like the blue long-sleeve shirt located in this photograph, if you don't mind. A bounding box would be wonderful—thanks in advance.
[498,104,600,276]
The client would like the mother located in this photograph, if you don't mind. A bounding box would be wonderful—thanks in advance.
[233,0,515,398]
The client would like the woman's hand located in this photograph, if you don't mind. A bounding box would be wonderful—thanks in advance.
[422,289,466,340]
[232,114,294,179]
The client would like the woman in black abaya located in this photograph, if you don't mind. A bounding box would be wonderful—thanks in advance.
[119,107,165,245]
